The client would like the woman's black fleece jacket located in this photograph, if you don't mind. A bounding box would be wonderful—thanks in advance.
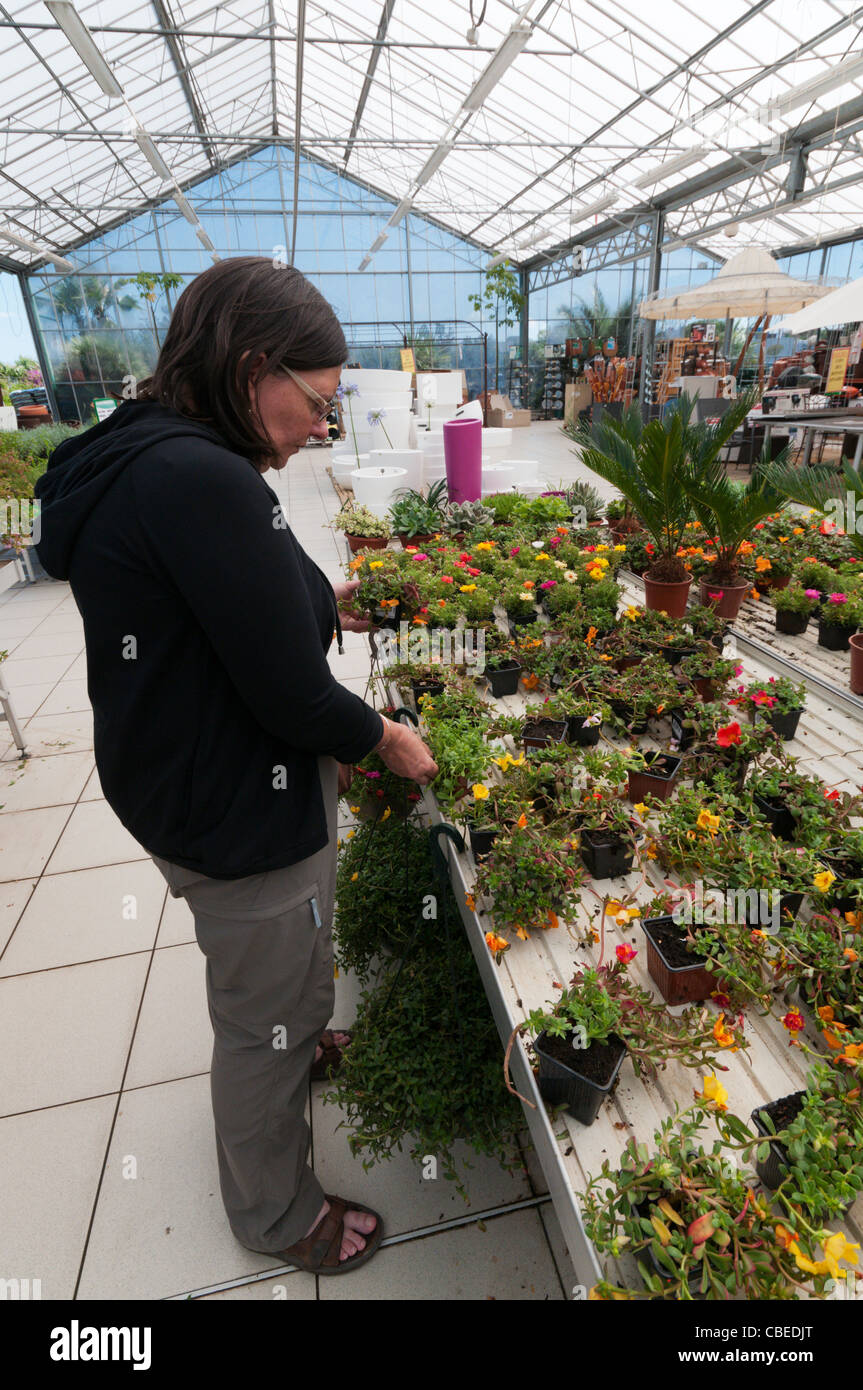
[33,400,384,878]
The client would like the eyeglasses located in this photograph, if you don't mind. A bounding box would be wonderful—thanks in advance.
[281,365,337,422]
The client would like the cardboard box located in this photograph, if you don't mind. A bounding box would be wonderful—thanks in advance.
[487,393,531,428]
[564,381,592,426]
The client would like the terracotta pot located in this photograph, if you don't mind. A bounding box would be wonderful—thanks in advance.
[698,578,750,620]
[851,632,863,695]
[346,533,388,553]
[643,571,691,619]
[397,531,438,550]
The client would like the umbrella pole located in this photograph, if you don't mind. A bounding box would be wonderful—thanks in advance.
[757,314,772,391]
[731,314,764,380]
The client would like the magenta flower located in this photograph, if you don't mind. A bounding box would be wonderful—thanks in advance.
[804,588,820,600]
[828,592,847,605]
[539,579,558,590]
[412,552,429,561]
[509,546,521,556]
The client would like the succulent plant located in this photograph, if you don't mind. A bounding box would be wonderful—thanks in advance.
[443,499,495,534]
[564,479,605,522]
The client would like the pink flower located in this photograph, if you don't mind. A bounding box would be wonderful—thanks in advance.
[539,579,557,590]
[509,546,521,556]
[616,943,637,964]
[734,664,743,676]
[550,536,562,547]
[412,552,429,561]
[804,589,820,600]
[708,591,724,601]
[828,592,847,604]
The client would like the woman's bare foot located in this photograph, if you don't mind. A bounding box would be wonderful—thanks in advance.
[313,1030,350,1065]
[303,1199,377,1261]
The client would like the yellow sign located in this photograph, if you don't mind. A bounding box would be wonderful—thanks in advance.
[826,347,850,393]
[400,348,416,373]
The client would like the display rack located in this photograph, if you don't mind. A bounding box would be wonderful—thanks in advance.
[539,354,564,420]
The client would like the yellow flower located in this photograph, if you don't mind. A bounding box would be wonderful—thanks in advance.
[624,606,640,620]
[698,1074,728,1111]
[633,802,648,818]
[814,869,836,893]
[472,783,490,800]
[713,1014,736,1049]
[696,808,721,834]
[475,541,495,551]
[368,560,384,569]
[822,1232,860,1272]
[350,872,359,882]
[381,806,391,821]
[789,1243,829,1277]
[349,805,360,813]
[595,544,609,552]
[346,829,355,839]
[535,552,550,561]
[459,583,477,593]
[614,544,627,552]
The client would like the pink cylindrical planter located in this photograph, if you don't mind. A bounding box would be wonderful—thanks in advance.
[443,417,482,503]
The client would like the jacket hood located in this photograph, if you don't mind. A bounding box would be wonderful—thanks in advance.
[33,400,231,580]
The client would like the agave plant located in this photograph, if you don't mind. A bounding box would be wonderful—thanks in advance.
[571,394,755,583]
[762,455,863,558]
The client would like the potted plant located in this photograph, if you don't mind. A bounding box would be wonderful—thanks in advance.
[626,748,682,804]
[573,395,754,617]
[351,550,422,630]
[582,1101,840,1299]
[734,674,807,741]
[443,498,495,538]
[389,480,448,546]
[817,591,862,651]
[684,456,788,621]
[502,579,540,632]
[771,583,820,636]
[641,903,719,1007]
[575,757,640,878]
[545,691,608,746]
[331,499,391,552]
[679,648,741,702]
[474,818,584,940]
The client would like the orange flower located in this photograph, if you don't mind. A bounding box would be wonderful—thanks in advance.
[465,893,476,911]
[716,722,741,748]
[713,1013,736,1048]
[844,948,859,962]
[522,673,540,690]
[823,1030,844,1051]
[545,910,560,930]
[516,812,528,828]
[585,626,597,647]
[485,931,509,957]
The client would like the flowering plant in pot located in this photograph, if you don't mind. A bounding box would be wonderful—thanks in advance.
[817,590,862,651]
[679,648,741,702]
[389,480,448,545]
[573,753,641,878]
[782,909,863,1031]
[771,583,820,635]
[351,550,423,628]
[464,767,528,858]
[473,819,584,941]
[582,1099,849,1300]
[747,1062,863,1222]
[543,690,610,746]
[518,959,745,1127]
[733,675,807,741]
[599,652,680,735]
[502,578,540,629]
[331,499,391,551]
[683,459,788,620]
[682,705,769,788]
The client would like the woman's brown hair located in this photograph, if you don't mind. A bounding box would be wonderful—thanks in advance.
[137,256,347,461]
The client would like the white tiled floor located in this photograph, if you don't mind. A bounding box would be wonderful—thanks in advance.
[0,422,584,1300]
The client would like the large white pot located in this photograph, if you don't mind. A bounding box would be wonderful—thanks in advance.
[481,427,513,451]
[423,458,447,483]
[481,464,516,495]
[369,448,423,492]
[364,391,414,411]
[416,371,461,406]
[416,429,444,452]
[366,407,412,450]
[351,465,408,517]
[341,369,412,394]
[500,457,540,482]
[332,452,370,489]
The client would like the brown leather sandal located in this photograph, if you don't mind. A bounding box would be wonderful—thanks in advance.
[277,1194,383,1275]
[310,1028,351,1082]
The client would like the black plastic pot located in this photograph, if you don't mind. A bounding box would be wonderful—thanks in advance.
[522,717,568,751]
[627,753,681,804]
[485,659,522,698]
[609,698,648,735]
[776,609,810,636]
[567,714,602,746]
[670,708,697,751]
[580,828,635,879]
[642,917,715,1006]
[658,641,699,667]
[751,1093,805,1191]
[467,822,497,859]
[507,610,539,634]
[818,617,853,651]
[752,791,796,842]
[767,706,803,740]
[534,1030,627,1126]
[411,678,445,703]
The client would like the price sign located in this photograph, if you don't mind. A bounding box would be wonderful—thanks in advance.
[93,397,117,422]
[826,347,850,393]
[400,348,416,373]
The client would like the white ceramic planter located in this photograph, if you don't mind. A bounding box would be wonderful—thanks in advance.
[369,448,423,492]
[332,452,370,488]
[351,465,408,517]
[481,464,516,495]
[366,407,412,450]
[364,391,413,411]
[423,458,447,483]
[481,427,513,450]
[341,369,412,394]
[416,371,461,406]
[500,457,540,482]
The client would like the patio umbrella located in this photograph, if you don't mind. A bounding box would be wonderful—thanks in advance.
[773,274,863,335]
[638,246,830,321]
[638,246,831,385]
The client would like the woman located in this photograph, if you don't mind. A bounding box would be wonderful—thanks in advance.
[34,257,438,1276]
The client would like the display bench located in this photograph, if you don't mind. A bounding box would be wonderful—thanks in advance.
[377,591,863,1292]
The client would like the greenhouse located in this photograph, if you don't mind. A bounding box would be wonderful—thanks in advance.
[2,0,863,1334]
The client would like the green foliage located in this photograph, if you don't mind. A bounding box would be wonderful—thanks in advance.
[763,457,863,558]
[771,583,820,616]
[331,500,391,538]
[334,816,436,980]
[389,483,447,537]
[525,968,622,1044]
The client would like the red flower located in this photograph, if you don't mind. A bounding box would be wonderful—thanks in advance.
[782,1010,804,1033]
[716,722,741,748]
[824,788,840,802]
[616,943,637,964]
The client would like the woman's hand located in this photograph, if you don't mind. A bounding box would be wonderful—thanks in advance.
[333,578,373,633]
[375,717,438,785]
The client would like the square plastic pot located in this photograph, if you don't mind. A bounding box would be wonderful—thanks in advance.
[750,1094,805,1191]
[642,916,715,1006]
[521,718,568,751]
[818,617,852,651]
[567,715,602,746]
[776,610,810,636]
[627,753,681,804]
[534,1031,627,1126]
[485,659,522,698]
[580,828,635,879]
[752,791,796,842]
[670,709,697,751]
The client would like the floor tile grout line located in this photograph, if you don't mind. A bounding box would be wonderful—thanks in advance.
[164,1194,555,1300]
[72,877,172,1301]
[0,935,193,982]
